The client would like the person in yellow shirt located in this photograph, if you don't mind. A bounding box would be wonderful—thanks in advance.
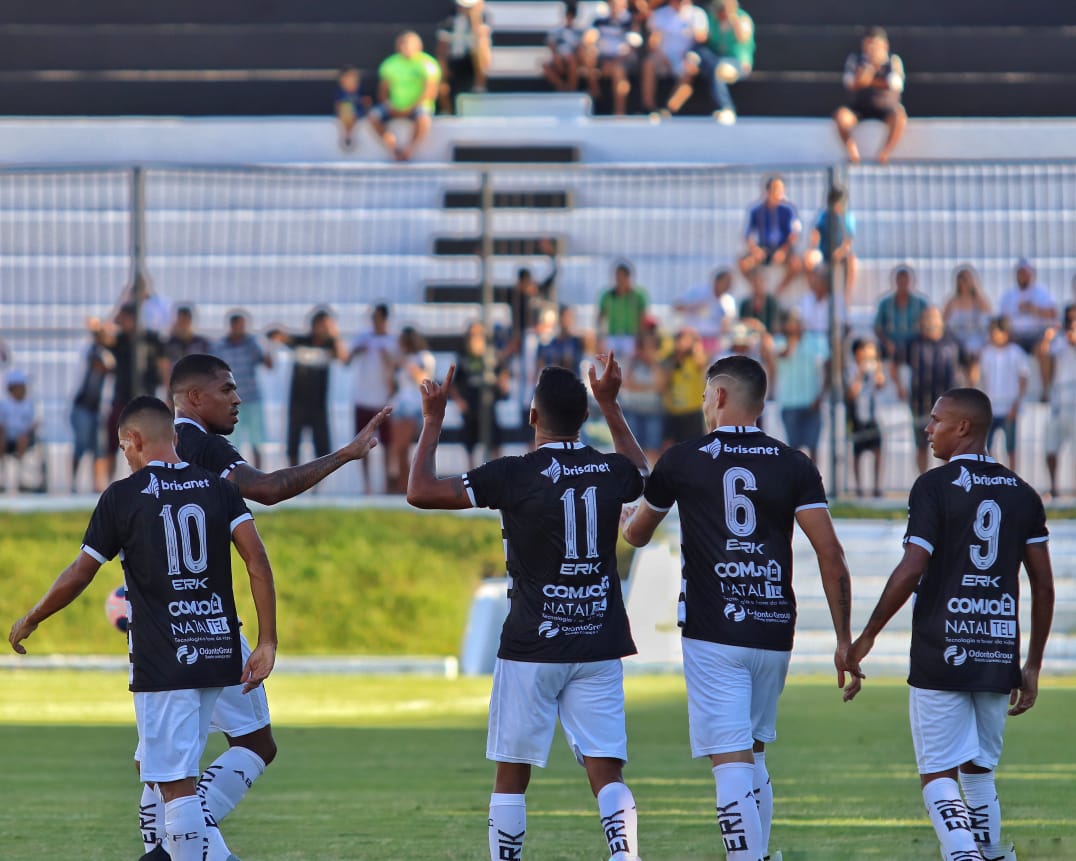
[368,31,442,161]
[661,327,708,448]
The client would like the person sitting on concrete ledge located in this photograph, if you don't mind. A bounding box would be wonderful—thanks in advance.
[834,26,907,165]
[368,31,441,162]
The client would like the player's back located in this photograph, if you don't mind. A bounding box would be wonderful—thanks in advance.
[906,455,1047,692]
[645,426,828,650]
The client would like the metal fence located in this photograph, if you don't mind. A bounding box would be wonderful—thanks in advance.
[1,160,1075,496]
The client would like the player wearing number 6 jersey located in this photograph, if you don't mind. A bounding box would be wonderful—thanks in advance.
[623,354,858,861]
[8,397,277,861]
[847,388,1054,861]
[408,357,648,861]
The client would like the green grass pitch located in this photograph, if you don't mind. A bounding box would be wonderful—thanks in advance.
[1,673,1073,860]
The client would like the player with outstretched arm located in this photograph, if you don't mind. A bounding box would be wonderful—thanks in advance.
[407,356,648,861]
[9,396,277,861]
[846,387,1054,861]
[621,354,859,861]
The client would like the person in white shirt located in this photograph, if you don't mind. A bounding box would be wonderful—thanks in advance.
[998,258,1058,354]
[972,316,1029,473]
[673,269,738,357]
[349,303,397,493]
[1041,312,1076,498]
[0,369,42,490]
[640,0,709,115]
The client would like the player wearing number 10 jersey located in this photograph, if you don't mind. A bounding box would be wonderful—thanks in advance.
[848,388,1054,861]
[8,397,278,861]
[623,355,857,861]
[408,359,648,861]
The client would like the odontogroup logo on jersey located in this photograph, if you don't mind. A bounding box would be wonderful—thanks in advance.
[943,645,968,667]
[175,644,199,665]
[723,602,747,622]
[537,620,561,638]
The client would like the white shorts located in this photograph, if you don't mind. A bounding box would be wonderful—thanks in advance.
[682,637,790,758]
[134,687,223,783]
[487,658,628,768]
[135,634,270,762]
[909,687,1008,774]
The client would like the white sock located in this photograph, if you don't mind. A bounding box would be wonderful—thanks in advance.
[713,762,764,861]
[922,778,983,860]
[488,792,526,861]
[201,796,232,861]
[753,751,774,856]
[597,781,638,859]
[140,784,165,852]
[196,746,266,823]
[164,796,207,861]
[959,770,1002,851]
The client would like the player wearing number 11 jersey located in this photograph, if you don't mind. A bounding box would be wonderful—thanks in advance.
[623,355,858,861]
[848,388,1054,861]
[408,359,648,861]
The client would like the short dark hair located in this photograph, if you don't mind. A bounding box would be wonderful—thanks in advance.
[865,25,888,42]
[705,354,767,407]
[533,366,588,436]
[176,305,194,319]
[614,261,633,276]
[117,396,173,435]
[940,387,992,433]
[170,353,232,394]
[827,186,846,207]
[989,315,1010,333]
[764,174,784,192]
[373,303,390,319]
[310,306,333,326]
[338,64,359,77]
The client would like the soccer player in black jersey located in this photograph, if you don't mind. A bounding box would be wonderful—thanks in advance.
[9,397,277,861]
[156,354,387,858]
[622,354,858,861]
[847,388,1054,861]
[408,357,648,861]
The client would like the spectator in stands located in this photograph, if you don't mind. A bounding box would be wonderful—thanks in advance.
[738,175,803,295]
[640,0,708,116]
[692,0,755,124]
[598,260,648,358]
[907,306,962,473]
[797,265,844,338]
[535,304,587,377]
[738,271,782,334]
[542,1,582,92]
[942,264,991,378]
[1042,311,1076,498]
[94,304,168,482]
[1036,302,1076,403]
[0,370,42,492]
[388,326,436,493]
[452,321,511,468]
[347,303,396,492]
[673,268,737,357]
[998,257,1057,354]
[661,327,708,447]
[507,237,558,357]
[270,307,348,469]
[805,186,857,306]
[436,0,492,113]
[972,316,1029,472]
[845,337,885,497]
[368,31,441,161]
[115,272,173,336]
[621,329,666,465]
[580,0,641,116]
[69,331,115,493]
[334,65,368,151]
[163,305,212,375]
[214,310,273,471]
[833,26,907,165]
[874,264,929,394]
[719,320,777,386]
[776,310,829,463]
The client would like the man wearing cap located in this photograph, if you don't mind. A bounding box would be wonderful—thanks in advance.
[998,258,1058,354]
[436,0,492,113]
[0,370,42,490]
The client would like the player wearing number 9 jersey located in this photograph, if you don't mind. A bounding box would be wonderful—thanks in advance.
[8,397,277,861]
[623,354,858,861]
[848,388,1053,861]
[408,359,649,861]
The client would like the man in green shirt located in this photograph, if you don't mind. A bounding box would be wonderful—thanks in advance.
[597,262,648,358]
[662,0,757,124]
[368,31,442,161]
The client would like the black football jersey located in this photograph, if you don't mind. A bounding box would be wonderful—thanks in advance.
[175,418,246,478]
[464,441,643,663]
[81,460,253,692]
[644,426,828,651]
[904,454,1048,693]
